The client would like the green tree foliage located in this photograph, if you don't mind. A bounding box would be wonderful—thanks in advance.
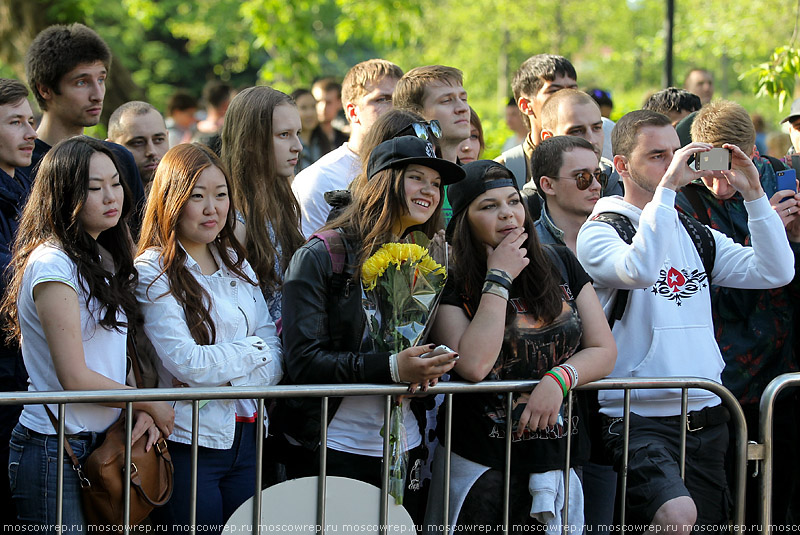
[0,0,796,154]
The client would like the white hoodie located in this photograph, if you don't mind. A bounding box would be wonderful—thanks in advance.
[576,187,793,417]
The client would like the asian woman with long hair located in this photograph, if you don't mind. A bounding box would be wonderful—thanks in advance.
[0,136,174,530]
[136,143,282,533]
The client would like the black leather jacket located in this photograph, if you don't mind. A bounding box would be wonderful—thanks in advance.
[279,230,393,450]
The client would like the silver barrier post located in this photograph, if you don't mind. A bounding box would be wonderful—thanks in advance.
[124,402,134,527]
[562,390,573,535]
[503,392,512,535]
[253,398,265,535]
[758,373,800,533]
[56,403,65,531]
[679,389,688,480]
[380,395,391,530]
[190,399,199,534]
[620,388,631,533]
[317,396,328,535]
[443,392,453,534]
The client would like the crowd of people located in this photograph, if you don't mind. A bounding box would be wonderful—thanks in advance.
[0,20,798,535]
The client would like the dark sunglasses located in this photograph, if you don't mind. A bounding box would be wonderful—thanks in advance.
[392,120,442,141]
[553,170,608,191]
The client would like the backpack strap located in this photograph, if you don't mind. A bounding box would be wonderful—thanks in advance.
[764,154,788,174]
[592,210,716,328]
[680,185,711,226]
[310,229,354,299]
[500,144,527,189]
[311,229,347,274]
[590,213,636,328]
[677,212,716,279]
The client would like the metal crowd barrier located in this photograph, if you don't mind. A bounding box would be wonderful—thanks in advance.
[0,376,747,534]
[758,372,800,533]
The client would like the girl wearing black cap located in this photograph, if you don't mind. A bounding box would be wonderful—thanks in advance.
[425,160,616,532]
[279,136,465,520]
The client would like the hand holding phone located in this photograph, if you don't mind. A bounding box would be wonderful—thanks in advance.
[688,147,732,171]
[422,344,456,359]
[776,169,797,201]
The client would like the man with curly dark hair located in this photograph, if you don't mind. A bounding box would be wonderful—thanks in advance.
[23,23,145,232]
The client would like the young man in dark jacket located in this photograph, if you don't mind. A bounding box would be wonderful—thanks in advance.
[0,77,37,525]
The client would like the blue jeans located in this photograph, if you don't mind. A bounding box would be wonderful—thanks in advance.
[150,421,257,535]
[8,422,103,533]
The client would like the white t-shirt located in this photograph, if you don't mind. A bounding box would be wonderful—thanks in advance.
[292,143,360,238]
[327,396,422,457]
[18,244,126,435]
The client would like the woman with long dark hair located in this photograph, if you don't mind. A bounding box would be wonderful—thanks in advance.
[280,136,465,520]
[426,161,616,533]
[136,143,282,533]
[1,136,174,529]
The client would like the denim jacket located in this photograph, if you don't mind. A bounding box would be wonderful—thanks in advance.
[135,245,283,449]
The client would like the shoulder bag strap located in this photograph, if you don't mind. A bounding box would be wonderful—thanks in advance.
[43,405,91,488]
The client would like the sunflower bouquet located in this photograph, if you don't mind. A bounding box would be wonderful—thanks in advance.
[361,231,448,505]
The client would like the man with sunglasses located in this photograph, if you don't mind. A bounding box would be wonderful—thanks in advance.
[293,59,403,238]
[530,136,604,252]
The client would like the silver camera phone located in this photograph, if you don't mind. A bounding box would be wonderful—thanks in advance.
[693,148,731,171]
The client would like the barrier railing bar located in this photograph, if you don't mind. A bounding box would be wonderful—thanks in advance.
[758,372,800,533]
[190,399,199,535]
[380,394,391,531]
[679,389,688,481]
[253,398,265,535]
[317,396,328,535]
[442,392,453,535]
[7,376,748,529]
[0,377,748,404]
[124,402,133,527]
[620,388,630,534]
[56,403,65,530]
[562,390,573,534]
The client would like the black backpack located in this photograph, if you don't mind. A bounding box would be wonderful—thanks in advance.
[591,211,716,327]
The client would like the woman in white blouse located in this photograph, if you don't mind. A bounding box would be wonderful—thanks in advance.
[135,143,282,533]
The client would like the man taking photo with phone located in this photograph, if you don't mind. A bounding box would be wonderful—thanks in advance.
[675,100,800,525]
[577,108,793,531]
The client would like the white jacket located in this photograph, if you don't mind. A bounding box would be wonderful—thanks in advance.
[576,187,793,417]
[135,246,283,448]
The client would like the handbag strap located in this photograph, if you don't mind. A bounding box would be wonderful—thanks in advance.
[43,404,91,489]
[130,441,175,506]
[127,327,144,389]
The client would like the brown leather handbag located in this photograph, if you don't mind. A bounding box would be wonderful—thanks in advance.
[47,331,174,525]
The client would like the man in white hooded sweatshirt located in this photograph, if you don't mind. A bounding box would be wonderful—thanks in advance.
[576,110,794,532]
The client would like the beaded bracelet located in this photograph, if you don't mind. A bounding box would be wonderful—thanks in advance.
[482,281,510,300]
